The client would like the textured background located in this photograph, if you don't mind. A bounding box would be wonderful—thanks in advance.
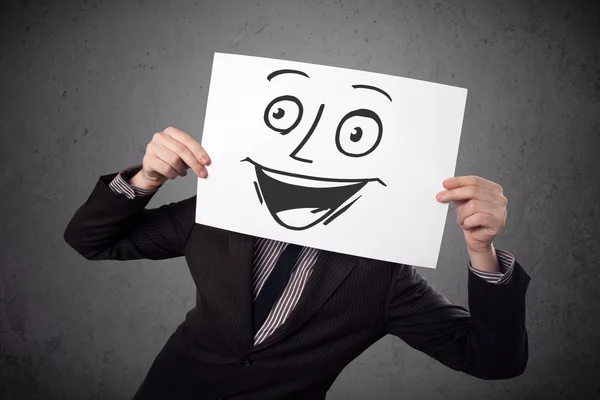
[1,0,599,399]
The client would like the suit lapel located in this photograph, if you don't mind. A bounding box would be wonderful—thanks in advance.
[227,230,255,353]
[250,249,357,352]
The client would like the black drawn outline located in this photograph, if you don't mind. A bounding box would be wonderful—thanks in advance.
[242,157,385,231]
[253,181,264,205]
[267,69,310,81]
[242,157,386,186]
[244,68,392,230]
[323,195,362,226]
[352,84,393,102]
[335,109,383,158]
[289,104,325,163]
[263,95,304,135]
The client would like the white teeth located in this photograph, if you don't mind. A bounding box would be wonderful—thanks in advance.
[275,208,330,229]
[262,169,359,188]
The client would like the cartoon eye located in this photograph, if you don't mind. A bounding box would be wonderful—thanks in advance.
[264,95,304,135]
[335,109,383,157]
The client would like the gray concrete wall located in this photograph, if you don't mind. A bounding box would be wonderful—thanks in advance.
[1,0,599,398]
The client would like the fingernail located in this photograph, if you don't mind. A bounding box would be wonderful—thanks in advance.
[201,156,209,164]
[199,170,207,178]
[436,193,445,201]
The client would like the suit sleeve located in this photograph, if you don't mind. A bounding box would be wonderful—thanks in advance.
[107,163,161,199]
[385,252,531,380]
[63,165,196,261]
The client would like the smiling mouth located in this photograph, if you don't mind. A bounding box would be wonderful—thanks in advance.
[241,157,385,231]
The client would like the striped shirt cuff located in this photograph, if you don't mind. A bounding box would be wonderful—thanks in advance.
[107,164,161,199]
[468,248,515,284]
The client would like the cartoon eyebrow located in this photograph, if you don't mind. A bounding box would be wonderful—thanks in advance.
[352,84,392,102]
[267,69,310,81]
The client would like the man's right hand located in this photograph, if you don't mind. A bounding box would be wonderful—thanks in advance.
[130,126,210,190]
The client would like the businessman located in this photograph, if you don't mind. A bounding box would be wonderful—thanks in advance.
[64,126,530,400]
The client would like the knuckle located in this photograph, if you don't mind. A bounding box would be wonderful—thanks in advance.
[144,156,156,170]
[174,157,187,172]
[155,163,166,177]
[182,149,199,166]
[178,130,190,140]
[165,167,178,179]
[468,215,477,226]
[174,142,188,157]
[166,152,180,166]
[467,200,476,212]
[185,139,200,155]
[495,195,508,206]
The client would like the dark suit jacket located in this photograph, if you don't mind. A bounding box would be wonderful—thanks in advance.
[63,172,531,400]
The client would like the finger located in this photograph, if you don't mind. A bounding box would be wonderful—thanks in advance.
[162,126,211,165]
[155,132,207,178]
[438,185,503,203]
[456,199,498,226]
[462,212,499,231]
[149,142,188,177]
[442,176,503,193]
[146,154,180,180]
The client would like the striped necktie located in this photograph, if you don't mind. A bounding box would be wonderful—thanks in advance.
[252,243,302,334]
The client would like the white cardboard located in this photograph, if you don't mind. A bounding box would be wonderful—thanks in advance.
[195,52,467,269]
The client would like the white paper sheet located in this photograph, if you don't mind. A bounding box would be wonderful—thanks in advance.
[195,52,467,269]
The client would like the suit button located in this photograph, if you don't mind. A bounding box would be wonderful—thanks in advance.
[242,357,253,366]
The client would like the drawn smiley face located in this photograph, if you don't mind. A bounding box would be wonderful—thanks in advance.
[243,68,389,231]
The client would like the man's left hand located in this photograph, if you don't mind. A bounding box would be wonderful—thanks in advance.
[436,176,508,254]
